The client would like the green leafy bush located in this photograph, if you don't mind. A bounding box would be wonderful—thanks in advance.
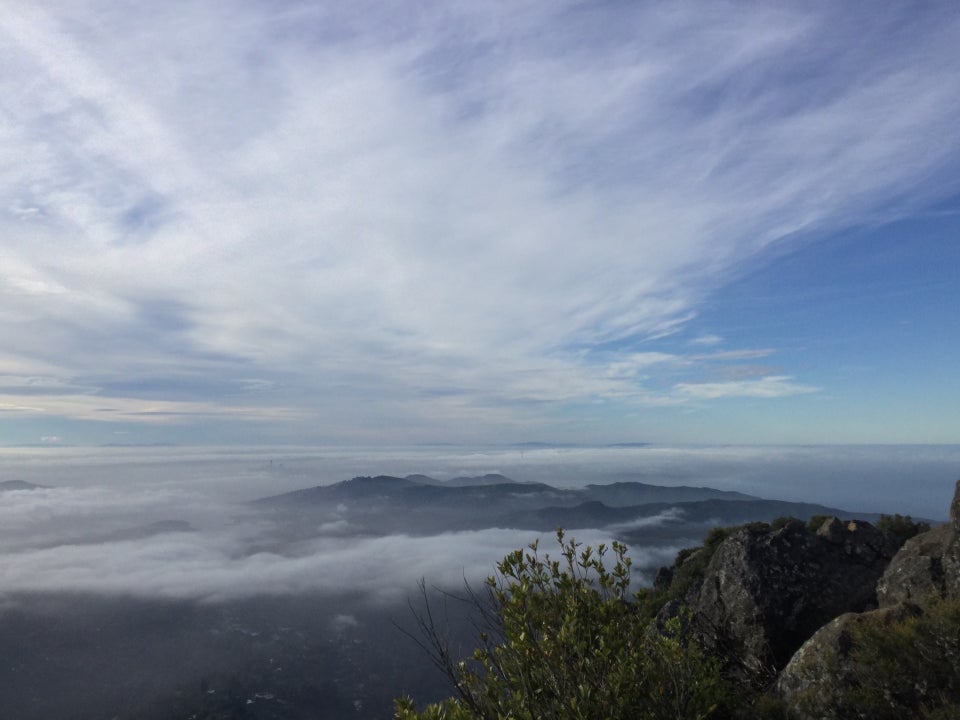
[875,513,931,548]
[397,530,729,720]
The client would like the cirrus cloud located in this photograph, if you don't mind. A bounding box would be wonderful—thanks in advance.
[1,2,958,443]
[674,376,820,400]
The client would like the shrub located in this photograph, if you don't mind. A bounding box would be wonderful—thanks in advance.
[875,513,931,548]
[397,530,729,720]
[769,516,797,531]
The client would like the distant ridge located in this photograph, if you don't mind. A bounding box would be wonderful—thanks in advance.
[250,474,875,541]
[511,442,578,448]
[255,475,420,505]
[583,481,755,506]
[0,480,48,492]
[254,474,558,507]
[406,473,520,487]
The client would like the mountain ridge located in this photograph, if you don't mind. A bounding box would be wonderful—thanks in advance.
[251,474,883,542]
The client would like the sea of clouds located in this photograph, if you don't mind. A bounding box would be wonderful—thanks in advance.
[0,444,956,604]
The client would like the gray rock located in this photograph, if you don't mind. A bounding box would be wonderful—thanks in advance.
[943,479,960,597]
[667,518,898,685]
[878,480,960,606]
[876,523,952,605]
[776,603,923,720]
[652,564,673,591]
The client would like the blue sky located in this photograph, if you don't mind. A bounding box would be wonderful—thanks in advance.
[1,1,959,446]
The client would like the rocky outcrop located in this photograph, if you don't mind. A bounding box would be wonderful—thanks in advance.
[647,479,960,715]
[652,564,673,591]
[771,480,960,717]
[876,523,952,605]
[658,517,898,685]
[775,603,923,720]
[877,481,960,606]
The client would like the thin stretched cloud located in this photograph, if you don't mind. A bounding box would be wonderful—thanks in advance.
[674,376,820,400]
[1,2,959,441]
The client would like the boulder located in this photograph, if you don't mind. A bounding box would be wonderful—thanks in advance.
[876,523,952,605]
[878,480,960,606]
[775,603,923,720]
[664,518,898,685]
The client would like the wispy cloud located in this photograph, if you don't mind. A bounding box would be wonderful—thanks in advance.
[692,349,776,362]
[609,507,687,533]
[603,353,681,379]
[1,2,958,441]
[674,376,820,400]
[690,335,723,347]
[0,393,306,424]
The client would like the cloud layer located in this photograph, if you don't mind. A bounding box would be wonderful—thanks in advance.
[0,477,676,603]
[0,523,680,604]
[1,444,957,603]
[2,2,960,442]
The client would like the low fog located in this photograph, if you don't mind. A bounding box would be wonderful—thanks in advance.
[0,444,955,719]
[0,507,675,603]
[1,445,956,602]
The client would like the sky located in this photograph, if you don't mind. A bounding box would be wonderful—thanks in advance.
[2,1,959,447]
